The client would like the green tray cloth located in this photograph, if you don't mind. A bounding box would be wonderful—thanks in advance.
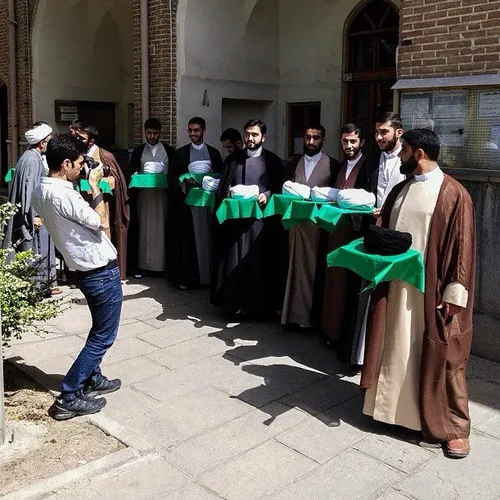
[263,194,332,230]
[185,187,216,211]
[129,173,168,189]
[77,179,113,195]
[178,172,220,185]
[216,197,263,224]
[327,238,425,293]
[4,167,15,183]
[314,204,374,232]
[262,194,305,217]
[281,199,332,230]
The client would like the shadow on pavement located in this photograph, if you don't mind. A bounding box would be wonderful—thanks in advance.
[5,356,64,393]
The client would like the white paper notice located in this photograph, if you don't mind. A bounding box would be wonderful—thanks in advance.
[478,90,500,118]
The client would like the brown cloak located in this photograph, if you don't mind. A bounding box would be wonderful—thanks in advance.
[99,148,130,280]
[361,174,476,442]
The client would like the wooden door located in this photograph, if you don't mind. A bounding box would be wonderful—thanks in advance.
[344,0,399,155]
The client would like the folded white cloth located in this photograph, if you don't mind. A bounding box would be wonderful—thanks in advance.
[337,189,376,210]
[188,160,212,174]
[202,175,220,192]
[25,123,52,145]
[230,184,259,199]
[143,161,165,174]
[282,181,311,200]
[310,186,340,202]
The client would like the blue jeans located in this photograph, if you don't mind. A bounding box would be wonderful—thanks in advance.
[60,265,123,401]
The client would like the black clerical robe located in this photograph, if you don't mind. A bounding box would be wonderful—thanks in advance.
[168,143,223,288]
[211,148,284,318]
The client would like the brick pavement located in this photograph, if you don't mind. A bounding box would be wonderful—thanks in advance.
[5,278,500,500]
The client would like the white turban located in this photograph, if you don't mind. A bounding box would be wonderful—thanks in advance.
[202,175,220,192]
[310,186,340,202]
[188,160,212,174]
[282,181,311,200]
[143,161,165,174]
[230,184,259,199]
[25,124,52,146]
[337,189,376,210]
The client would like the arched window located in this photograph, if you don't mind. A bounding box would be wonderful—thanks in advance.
[344,0,399,153]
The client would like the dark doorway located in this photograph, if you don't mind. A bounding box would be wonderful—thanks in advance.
[77,101,116,148]
[287,102,321,160]
[344,0,399,155]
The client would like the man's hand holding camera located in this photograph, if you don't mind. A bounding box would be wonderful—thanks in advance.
[88,164,110,232]
[88,162,105,188]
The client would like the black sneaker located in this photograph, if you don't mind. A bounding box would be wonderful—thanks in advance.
[49,395,107,420]
[84,376,122,397]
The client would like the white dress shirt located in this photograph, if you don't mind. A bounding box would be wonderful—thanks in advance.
[304,152,322,182]
[147,142,159,158]
[248,146,263,158]
[87,144,98,157]
[346,154,362,180]
[32,177,117,271]
[377,145,405,208]
[413,165,444,183]
[191,142,206,151]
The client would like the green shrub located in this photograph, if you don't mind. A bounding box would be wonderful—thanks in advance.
[0,202,60,346]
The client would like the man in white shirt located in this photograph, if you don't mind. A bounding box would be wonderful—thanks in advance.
[372,112,406,213]
[32,134,123,420]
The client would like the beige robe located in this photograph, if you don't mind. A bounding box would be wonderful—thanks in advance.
[281,153,332,326]
[363,168,468,431]
[138,143,169,272]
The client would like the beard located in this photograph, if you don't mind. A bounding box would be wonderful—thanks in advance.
[304,144,323,157]
[147,139,159,146]
[245,140,263,151]
[379,135,398,152]
[343,146,361,160]
[400,156,418,175]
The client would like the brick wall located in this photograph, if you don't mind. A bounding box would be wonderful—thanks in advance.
[399,0,500,78]
[0,0,38,164]
[132,0,178,147]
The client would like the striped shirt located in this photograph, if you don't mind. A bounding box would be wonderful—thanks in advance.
[32,177,117,271]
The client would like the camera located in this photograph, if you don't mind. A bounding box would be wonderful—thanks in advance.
[80,155,111,179]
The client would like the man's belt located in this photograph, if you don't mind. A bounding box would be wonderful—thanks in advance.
[75,259,118,278]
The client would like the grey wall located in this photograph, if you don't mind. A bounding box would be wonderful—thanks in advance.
[461,179,500,363]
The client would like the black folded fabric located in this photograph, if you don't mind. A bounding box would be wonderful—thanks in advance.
[363,225,412,256]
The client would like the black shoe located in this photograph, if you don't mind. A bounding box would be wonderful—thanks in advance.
[84,376,122,397]
[49,395,107,420]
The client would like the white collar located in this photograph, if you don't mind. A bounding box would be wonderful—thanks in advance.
[45,176,75,189]
[31,148,43,159]
[382,144,402,160]
[347,154,362,167]
[88,144,98,157]
[304,151,322,163]
[414,165,443,183]
[191,142,206,150]
[147,141,159,149]
[247,146,263,158]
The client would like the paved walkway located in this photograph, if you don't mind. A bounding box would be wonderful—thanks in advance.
[5,278,500,500]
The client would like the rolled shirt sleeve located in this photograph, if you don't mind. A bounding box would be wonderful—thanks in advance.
[442,282,469,309]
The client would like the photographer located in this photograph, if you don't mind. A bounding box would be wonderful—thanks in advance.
[32,134,122,420]
[76,125,129,280]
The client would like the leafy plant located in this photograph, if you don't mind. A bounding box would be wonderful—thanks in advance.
[0,202,60,346]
